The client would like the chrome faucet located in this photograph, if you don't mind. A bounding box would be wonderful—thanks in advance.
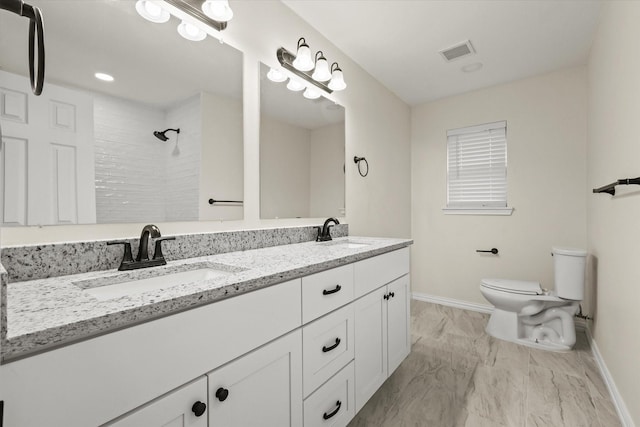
[107,224,175,271]
[316,218,340,242]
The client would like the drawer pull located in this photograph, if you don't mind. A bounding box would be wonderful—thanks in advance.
[215,387,229,402]
[322,337,341,353]
[322,284,342,295]
[323,400,342,420]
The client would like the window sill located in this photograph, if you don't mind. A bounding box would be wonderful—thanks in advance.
[442,207,514,216]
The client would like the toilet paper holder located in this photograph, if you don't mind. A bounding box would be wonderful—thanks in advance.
[476,248,499,255]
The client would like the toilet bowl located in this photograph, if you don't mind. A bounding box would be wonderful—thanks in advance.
[480,247,586,351]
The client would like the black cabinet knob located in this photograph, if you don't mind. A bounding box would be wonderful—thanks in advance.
[390,292,395,298]
[191,401,206,417]
[216,387,229,402]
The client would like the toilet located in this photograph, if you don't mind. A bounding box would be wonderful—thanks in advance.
[480,247,587,351]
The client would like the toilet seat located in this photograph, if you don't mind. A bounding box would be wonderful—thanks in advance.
[481,278,542,295]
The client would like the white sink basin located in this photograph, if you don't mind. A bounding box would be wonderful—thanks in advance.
[77,263,241,301]
[320,240,371,249]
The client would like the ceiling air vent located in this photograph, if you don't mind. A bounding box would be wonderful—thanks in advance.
[439,40,475,62]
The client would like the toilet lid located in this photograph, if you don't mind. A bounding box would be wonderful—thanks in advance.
[481,278,542,295]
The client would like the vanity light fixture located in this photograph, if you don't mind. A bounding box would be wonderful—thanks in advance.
[136,0,232,42]
[276,38,347,94]
[328,63,347,91]
[311,51,331,82]
[266,67,287,83]
[177,20,207,41]
[201,0,233,22]
[292,38,314,72]
[135,0,170,23]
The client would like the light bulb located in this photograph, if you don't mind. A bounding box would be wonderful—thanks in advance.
[177,20,207,41]
[328,64,347,91]
[135,0,170,23]
[286,79,305,92]
[292,38,314,72]
[267,68,287,83]
[312,53,331,82]
[202,0,234,22]
[303,87,321,99]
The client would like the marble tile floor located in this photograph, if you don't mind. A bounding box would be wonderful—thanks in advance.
[349,300,622,427]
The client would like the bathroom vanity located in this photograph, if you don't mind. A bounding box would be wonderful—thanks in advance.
[0,233,411,426]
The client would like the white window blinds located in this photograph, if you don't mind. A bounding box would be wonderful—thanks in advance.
[446,121,507,208]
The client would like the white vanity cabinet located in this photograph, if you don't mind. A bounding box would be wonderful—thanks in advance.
[206,330,303,426]
[353,249,411,412]
[107,377,208,427]
[0,245,411,427]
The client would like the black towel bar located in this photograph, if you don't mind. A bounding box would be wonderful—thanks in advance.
[593,177,640,196]
[208,198,243,205]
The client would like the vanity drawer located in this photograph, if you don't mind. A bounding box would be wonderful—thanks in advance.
[302,304,355,397]
[302,264,354,323]
[303,361,355,427]
[354,247,410,298]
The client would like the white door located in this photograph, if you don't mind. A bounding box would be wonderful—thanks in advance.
[0,69,95,226]
[353,286,388,413]
[207,330,303,427]
[386,275,411,375]
[107,377,208,427]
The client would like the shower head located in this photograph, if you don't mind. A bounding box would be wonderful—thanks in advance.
[153,128,180,141]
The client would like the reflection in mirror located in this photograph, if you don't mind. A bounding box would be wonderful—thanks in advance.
[259,63,345,219]
[0,0,243,226]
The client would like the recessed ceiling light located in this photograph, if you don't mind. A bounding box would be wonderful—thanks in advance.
[461,62,483,73]
[95,72,114,82]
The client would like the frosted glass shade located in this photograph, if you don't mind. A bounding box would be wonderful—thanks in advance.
[202,0,234,22]
[135,0,170,23]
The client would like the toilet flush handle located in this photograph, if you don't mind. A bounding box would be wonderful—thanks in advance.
[476,248,499,255]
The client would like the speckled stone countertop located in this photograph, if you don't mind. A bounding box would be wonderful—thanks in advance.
[3,236,412,363]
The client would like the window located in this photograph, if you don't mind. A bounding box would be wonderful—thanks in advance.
[444,121,512,215]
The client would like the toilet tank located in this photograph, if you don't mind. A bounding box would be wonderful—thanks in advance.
[552,247,587,300]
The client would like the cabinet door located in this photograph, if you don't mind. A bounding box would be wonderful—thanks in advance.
[353,286,387,413]
[207,330,303,426]
[107,377,207,427]
[387,274,411,375]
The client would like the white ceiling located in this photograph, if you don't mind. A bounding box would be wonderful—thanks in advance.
[282,0,603,106]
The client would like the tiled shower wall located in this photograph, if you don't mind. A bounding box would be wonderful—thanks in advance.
[164,95,200,222]
[94,95,200,223]
[94,95,166,223]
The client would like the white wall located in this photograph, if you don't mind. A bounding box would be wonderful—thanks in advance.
[198,92,243,221]
[0,0,411,244]
[411,67,588,305]
[309,122,345,218]
[260,116,311,219]
[588,2,640,424]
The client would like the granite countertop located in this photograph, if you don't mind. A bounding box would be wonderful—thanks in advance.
[3,236,412,363]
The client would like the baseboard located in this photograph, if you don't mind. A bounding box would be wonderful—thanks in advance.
[411,292,493,314]
[585,329,636,427]
[412,293,633,426]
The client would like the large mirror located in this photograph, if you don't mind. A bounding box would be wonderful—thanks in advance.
[0,0,243,226]
[259,63,345,219]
